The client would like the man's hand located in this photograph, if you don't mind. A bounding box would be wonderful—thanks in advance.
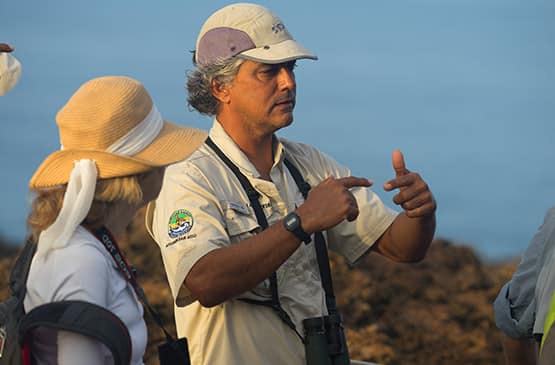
[383,150,436,218]
[296,176,373,233]
[0,44,14,53]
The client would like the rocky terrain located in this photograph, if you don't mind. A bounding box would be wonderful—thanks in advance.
[0,213,517,365]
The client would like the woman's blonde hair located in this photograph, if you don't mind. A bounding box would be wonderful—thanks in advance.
[27,175,144,243]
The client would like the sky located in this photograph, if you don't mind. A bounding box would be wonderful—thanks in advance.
[1,0,554,260]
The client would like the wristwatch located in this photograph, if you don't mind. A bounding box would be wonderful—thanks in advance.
[283,212,311,244]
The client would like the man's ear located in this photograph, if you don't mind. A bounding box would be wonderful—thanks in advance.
[211,79,230,104]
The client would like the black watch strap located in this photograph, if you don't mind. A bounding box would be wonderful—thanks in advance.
[283,212,311,244]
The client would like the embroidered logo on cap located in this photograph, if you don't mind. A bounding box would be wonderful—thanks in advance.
[271,22,285,34]
[168,209,194,238]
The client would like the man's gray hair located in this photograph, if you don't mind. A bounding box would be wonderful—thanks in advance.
[187,56,245,116]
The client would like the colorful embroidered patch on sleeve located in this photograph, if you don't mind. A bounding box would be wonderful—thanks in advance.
[168,209,194,238]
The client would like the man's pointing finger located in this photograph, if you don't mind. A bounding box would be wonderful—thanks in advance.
[336,176,373,189]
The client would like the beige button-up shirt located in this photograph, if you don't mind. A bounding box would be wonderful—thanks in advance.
[151,120,398,365]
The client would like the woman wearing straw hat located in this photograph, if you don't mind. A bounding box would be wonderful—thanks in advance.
[23,76,207,364]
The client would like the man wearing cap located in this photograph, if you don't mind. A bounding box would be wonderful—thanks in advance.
[151,3,436,364]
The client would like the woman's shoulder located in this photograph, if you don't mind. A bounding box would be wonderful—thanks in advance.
[65,227,112,261]
[36,227,112,275]
[25,227,115,306]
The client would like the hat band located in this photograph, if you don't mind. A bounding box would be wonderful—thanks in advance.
[105,103,163,156]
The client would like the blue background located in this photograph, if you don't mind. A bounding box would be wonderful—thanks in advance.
[1,0,554,260]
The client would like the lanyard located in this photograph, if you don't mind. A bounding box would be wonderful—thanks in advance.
[88,226,176,344]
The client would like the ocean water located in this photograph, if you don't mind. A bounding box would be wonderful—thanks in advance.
[1,0,554,261]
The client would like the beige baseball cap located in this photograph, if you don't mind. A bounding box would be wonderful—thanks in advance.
[0,52,22,96]
[195,3,317,67]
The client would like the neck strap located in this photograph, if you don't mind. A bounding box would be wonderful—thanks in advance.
[282,159,338,315]
[205,137,339,331]
[204,138,298,335]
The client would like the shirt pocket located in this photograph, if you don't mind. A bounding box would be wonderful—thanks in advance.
[223,202,261,242]
[223,202,271,295]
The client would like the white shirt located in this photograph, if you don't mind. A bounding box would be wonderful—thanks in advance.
[24,226,147,365]
[151,120,398,364]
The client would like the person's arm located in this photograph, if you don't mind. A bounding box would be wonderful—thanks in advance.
[185,176,372,307]
[501,333,538,365]
[31,243,113,365]
[372,150,436,262]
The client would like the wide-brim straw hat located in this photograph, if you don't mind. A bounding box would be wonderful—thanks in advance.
[30,76,207,188]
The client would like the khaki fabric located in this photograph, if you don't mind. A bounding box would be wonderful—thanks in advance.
[151,120,398,364]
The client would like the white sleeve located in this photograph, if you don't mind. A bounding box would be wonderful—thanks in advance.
[50,244,111,306]
[50,244,114,363]
[25,241,116,364]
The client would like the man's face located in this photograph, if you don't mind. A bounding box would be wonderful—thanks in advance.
[224,59,297,134]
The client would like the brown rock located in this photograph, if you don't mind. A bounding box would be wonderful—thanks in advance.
[0,219,518,365]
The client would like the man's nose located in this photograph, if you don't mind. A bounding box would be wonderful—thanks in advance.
[277,67,295,90]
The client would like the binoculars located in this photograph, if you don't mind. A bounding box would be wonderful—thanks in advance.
[158,337,191,365]
[303,314,350,365]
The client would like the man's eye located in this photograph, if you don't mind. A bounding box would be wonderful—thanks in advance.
[258,62,295,77]
[260,67,279,75]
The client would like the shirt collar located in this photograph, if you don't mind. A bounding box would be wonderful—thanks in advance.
[209,119,285,178]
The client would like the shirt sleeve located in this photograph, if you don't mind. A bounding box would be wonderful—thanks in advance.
[49,243,111,306]
[494,207,555,338]
[285,142,398,265]
[45,243,114,364]
[152,160,229,306]
[328,185,399,265]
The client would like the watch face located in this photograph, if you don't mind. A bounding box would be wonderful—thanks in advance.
[285,213,299,229]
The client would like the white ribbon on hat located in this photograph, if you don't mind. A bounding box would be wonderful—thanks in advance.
[105,104,163,155]
[37,104,164,259]
[36,160,98,258]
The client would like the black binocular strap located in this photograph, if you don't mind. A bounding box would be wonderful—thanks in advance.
[282,159,338,316]
[206,138,341,335]
[205,137,300,340]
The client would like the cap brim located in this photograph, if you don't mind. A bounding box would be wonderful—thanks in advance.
[30,121,207,189]
[239,39,317,64]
